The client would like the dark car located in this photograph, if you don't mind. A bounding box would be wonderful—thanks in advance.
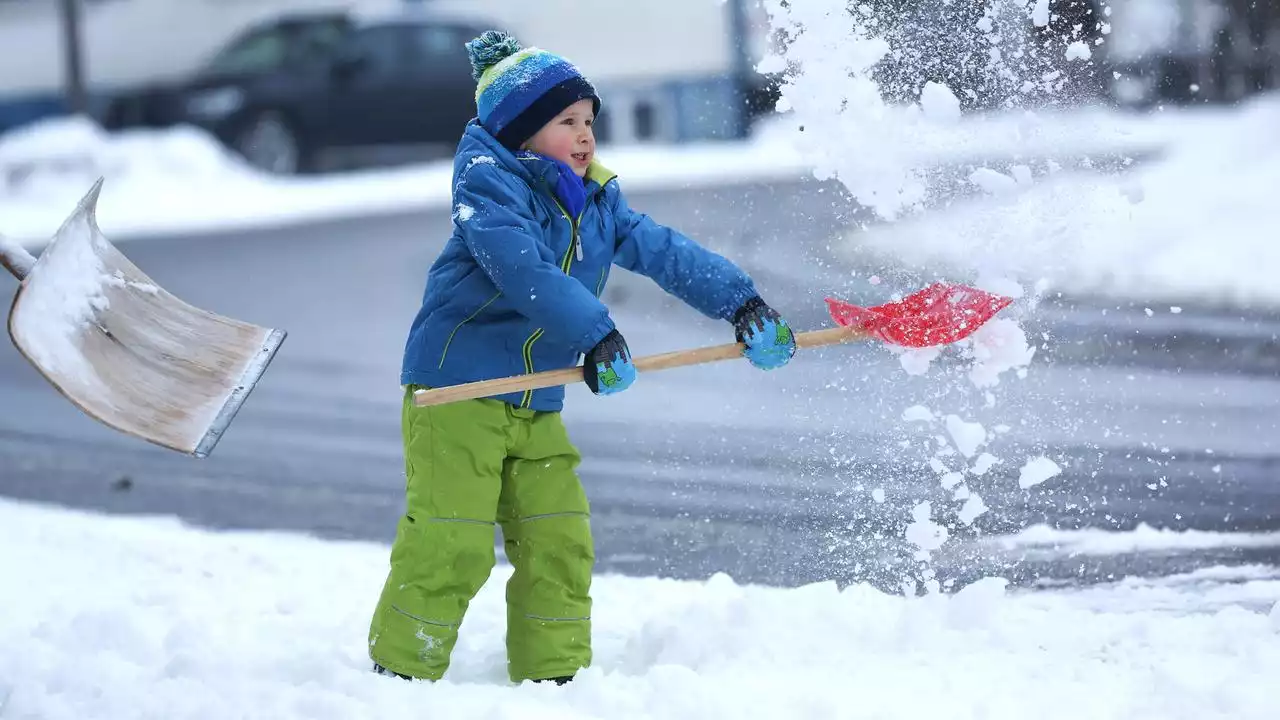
[100,9,494,174]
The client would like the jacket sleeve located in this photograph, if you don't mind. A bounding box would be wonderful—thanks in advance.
[608,181,758,321]
[454,163,615,354]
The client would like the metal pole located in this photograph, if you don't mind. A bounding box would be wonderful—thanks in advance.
[727,0,752,138]
[59,0,89,115]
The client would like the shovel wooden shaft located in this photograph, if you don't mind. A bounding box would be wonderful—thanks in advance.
[0,236,37,280]
[412,325,869,408]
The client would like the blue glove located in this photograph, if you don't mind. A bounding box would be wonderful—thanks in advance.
[733,296,796,370]
[583,329,636,395]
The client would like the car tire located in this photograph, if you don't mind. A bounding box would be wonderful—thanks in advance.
[233,111,307,175]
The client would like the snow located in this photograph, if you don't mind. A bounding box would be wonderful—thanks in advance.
[918,81,962,123]
[760,0,1280,311]
[962,317,1036,388]
[4,496,1278,718]
[971,452,1002,476]
[997,523,1280,557]
[1031,0,1051,27]
[1018,456,1063,489]
[5,196,110,384]
[1065,40,1092,62]
[957,493,989,524]
[453,203,475,222]
[0,232,34,276]
[944,415,986,458]
[905,501,949,556]
[841,93,1280,310]
[0,116,813,244]
[968,166,1018,194]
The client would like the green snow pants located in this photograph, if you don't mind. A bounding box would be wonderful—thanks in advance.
[367,386,594,683]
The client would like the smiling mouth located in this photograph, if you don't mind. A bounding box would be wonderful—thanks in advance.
[571,152,590,164]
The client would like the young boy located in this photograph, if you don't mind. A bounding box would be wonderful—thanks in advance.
[366,30,797,685]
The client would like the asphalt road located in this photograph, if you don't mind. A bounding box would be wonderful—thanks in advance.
[2,171,1279,594]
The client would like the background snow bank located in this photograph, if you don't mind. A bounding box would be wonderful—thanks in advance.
[0,102,1177,245]
[2,497,1278,719]
[842,93,1280,309]
[0,116,819,243]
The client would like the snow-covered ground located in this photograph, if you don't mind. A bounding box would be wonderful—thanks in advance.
[1,496,1278,720]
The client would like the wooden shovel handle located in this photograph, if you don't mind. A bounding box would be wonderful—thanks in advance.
[412,325,868,408]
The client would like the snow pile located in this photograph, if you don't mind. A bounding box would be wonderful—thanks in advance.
[995,523,1280,558]
[844,92,1280,309]
[2,496,1279,719]
[0,115,812,243]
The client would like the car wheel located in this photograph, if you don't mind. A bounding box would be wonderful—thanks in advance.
[233,112,303,175]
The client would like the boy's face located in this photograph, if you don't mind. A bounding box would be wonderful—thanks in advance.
[524,98,596,177]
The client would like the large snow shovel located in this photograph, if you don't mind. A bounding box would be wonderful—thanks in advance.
[0,178,286,458]
[412,282,1013,408]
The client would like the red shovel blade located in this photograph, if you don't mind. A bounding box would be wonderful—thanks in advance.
[825,282,1013,348]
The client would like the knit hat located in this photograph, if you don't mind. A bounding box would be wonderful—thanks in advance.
[466,30,601,150]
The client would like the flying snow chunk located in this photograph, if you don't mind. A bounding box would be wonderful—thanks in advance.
[1019,456,1062,489]
[971,453,1002,476]
[902,405,935,423]
[454,204,476,222]
[920,81,962,123]
[945,415,987,458]
[958,493,988,525]
[969,167,1017,194]
[965,318,1037,388]
[1032,0,1051,27]
[1066,41,1092,61]
[1120,179,1146,204]
[906,501,948,553]
[895,346,942,376]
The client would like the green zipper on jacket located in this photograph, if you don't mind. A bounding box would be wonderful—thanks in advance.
[518,196,584,408]
[438,291,501,370]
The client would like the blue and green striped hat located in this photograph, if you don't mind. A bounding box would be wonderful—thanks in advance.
[465,30,601,150]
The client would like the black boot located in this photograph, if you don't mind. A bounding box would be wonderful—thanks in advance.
[534,676,574,686]
[372,662,414,681]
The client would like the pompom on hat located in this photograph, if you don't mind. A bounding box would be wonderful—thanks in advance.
[465,30,601,150]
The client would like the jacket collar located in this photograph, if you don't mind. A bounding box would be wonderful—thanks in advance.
[455,120,617,199]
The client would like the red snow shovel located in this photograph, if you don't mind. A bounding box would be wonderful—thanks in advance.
[412,282,1013,408]
[0,179,287,458]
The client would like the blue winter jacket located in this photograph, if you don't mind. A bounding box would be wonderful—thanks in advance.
[401,121,758,411]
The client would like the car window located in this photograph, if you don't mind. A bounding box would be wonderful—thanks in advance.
[204,27,292,74]
[292,21,351,65]
[203,19,351,75]
[406,24,470,67]
[344,25,412,73]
